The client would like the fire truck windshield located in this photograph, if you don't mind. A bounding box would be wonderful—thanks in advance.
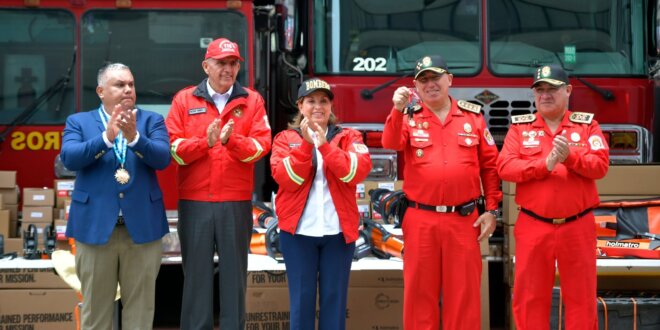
[0,9,75,125]
[81,10,248,118]
[312,0,481,76]
[489,0,646,77]
[312,0,645,78]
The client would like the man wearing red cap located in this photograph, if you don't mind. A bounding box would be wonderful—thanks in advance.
[498,65,609,329]
[382,55,501,329]
[166,37,271,329]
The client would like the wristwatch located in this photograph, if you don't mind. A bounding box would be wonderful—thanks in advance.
[486,209,498,217]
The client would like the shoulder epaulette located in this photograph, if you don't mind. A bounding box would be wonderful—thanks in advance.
[569,112,594,124]
[511,114,536,124]
[457,100,481,114]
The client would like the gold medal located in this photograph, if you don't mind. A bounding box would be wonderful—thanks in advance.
[115,167,130,184]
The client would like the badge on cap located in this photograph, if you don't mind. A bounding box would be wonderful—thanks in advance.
[422,56,432,66]
[541,66,552,77]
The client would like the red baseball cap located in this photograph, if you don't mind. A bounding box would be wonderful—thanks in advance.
[205,38,243,61]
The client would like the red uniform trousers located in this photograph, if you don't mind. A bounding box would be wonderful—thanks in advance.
[402,207,482,330]
[513,212,597,330]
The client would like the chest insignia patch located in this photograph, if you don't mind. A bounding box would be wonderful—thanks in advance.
[188,107,207,115]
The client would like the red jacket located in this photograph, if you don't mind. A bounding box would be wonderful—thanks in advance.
[165,80,271,201]
[382,97,502,211]
[497,110,609,218]
[270,126,372,243]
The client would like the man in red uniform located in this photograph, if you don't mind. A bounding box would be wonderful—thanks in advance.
[497,65,609,330]
[165,37,271,329]
[382,55,500,330]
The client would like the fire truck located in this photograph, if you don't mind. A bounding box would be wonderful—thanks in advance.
[1,0,659,211]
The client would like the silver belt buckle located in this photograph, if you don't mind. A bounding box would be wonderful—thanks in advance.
[435,205,448,212]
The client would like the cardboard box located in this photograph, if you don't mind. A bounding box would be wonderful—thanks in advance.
[0,267,69,289]
[0,209,9,239]
[54,219,67,241]
[0,186,19,205]
[0,289,78,329]
[247,271,288,287]
[0,170,16,188]
[245,287,293,329]
[596,165,660,195]
[502,195,519,225]
[4,237,23,255]
[480,235,489,256]
[347,288,403,329]
[23,188,55,207]
[357,200,370,219]
[349,269,403,288]
[10,219,19,238]
[54,179,75,208]
[4,202,18,222]
[355,182,366,200]
[22,206,53,223]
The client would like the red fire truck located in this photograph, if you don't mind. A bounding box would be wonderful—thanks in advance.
[1,0,659,212]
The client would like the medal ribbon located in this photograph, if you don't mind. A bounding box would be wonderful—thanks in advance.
[98,107,127,168]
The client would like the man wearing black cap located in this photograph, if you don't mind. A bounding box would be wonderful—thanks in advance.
[498,65,609,329]
[382,55,501,329]
[165,37,272,329]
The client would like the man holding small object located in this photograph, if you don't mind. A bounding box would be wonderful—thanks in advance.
[382,55,501,329]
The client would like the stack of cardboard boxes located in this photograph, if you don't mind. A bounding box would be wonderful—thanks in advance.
[0,171,19,244]
[0,265,79,329]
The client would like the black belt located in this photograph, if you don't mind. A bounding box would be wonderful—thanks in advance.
[116,216,125,225]
[408,200,476,214]
[520,208,592,225]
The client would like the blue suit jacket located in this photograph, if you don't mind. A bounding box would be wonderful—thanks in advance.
[61,106,171,245]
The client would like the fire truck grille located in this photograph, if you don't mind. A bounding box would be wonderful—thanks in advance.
[450,88,535,148]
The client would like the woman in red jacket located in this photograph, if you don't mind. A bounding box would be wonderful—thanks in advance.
[270,78,372,330]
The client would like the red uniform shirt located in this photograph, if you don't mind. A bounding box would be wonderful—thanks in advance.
[382,97,501,210]
[497,111,609,218]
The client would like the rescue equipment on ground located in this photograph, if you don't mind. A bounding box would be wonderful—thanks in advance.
[594,198,660,259]
[358,218,404,259]
[249,201,282,261]
[369,188,408,228]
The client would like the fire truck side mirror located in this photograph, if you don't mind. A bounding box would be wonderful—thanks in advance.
[276,0,301,54]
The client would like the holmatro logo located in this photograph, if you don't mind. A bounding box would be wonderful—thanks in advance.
[605,241,640,248]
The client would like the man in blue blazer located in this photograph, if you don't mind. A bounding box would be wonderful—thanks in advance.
[61,63,170,329]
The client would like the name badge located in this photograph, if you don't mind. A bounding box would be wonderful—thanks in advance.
[188,107,207,115]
